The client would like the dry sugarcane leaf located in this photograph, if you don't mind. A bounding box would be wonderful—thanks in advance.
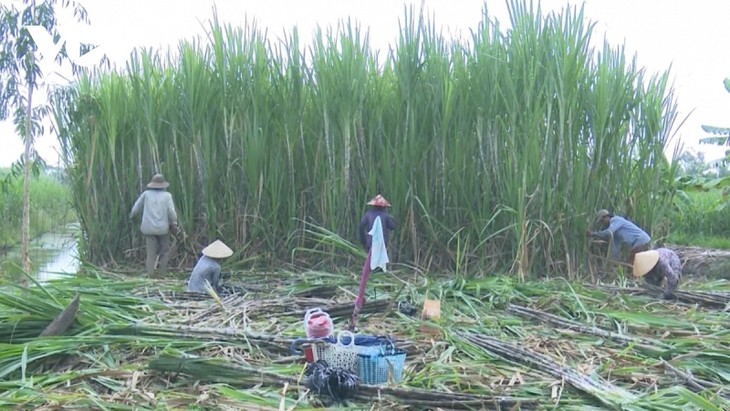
[39,294,81,337]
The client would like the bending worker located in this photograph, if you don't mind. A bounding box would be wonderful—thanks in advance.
[633,248,682,299]
[187,240,233,293]
[586,209,651,263]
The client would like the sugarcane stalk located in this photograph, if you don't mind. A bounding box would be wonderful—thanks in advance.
[149,352,542,410]
[353,396,540,410]
[592,284,730,309]
[356,383,536,402]
[660,359,720,392]
[507,304,669,352]
[107,323,292,349]
[149,354,299,387]
[459,332,637,408]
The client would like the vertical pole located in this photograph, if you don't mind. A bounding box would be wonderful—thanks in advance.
[350,250,372,330]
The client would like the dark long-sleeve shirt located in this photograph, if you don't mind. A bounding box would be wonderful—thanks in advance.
[644,248,682,298]
[359,209,396,251]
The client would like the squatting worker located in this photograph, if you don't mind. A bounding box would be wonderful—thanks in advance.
[130,174,178,276]
[586,209,651,263]
[633,248,682,299]
[187,240,233,293]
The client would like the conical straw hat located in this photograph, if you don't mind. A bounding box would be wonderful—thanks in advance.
[633,250,659,277]
[366,194,391,207]
[202,240,233,259]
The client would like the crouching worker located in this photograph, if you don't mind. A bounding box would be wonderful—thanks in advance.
[587,209,651,263]
[187,240,233,293]
[633,248,682,299]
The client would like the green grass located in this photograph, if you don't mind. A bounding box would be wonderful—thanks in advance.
[666,233,730,249]
[0,169,76,249]
[668,190,730,249]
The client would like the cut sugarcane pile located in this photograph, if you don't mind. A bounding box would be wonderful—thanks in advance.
[0,270,728,409]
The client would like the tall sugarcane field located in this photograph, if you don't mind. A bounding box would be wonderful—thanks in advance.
[1,0,729,410]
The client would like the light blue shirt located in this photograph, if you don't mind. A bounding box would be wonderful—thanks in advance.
[187,256,221,293]
[593,216,651,259]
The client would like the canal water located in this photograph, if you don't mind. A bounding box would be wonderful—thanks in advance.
[0,223,80,283]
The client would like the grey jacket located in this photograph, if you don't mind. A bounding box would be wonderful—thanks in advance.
[130,189,178,236]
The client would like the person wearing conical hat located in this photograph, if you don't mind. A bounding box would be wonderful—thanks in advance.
[130,174,179,276]
[351,194,396,330]
[359,194,396,254]
[633,248,682,299]
[187,240,233,293]
[587,209,651,263]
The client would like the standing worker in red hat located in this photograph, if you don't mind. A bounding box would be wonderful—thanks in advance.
[359,194,396,259]
[350,194,396,330]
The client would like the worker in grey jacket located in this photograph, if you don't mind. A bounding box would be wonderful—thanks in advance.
[130,174,178,276]
[187,240,233,293]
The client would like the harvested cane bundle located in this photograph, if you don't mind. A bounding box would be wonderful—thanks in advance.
[305,360,359,404]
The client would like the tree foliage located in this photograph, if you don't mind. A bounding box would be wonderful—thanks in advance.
[700,77,730,142]
[0,0,91,120]
[0,0,99,273]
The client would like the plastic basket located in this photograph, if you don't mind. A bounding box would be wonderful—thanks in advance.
[358,343,406,385]
[313,341,332,362]
[303,341,332,363]
[321,331,359,372]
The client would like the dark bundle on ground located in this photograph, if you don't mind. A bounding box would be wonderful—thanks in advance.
[304,360,359,405]
[398,300,417,316]
[217,284,247,296]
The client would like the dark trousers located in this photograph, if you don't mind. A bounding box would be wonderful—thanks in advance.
[629,243,651,264]
[145,234,170,275]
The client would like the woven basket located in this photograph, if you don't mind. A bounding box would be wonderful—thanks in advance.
[321,331,359,372]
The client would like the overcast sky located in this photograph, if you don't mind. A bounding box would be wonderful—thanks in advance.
[2,0,729,167]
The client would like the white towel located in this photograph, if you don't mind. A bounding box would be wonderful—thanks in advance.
[368,216,389,272]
